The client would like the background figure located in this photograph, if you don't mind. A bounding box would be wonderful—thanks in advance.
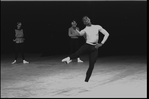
[68,20,83,63]
[62,16,109,84]
[12,22,29,64]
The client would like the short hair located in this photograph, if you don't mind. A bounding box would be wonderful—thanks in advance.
[17,22,22,25]
[82,16,91,22]
[71,20,77,25]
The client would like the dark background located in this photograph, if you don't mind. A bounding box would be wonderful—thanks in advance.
[1,1,147,57]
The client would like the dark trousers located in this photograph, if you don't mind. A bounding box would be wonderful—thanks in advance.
[70,43,98,82]
[15,43,25,60]
[70,38,79,54]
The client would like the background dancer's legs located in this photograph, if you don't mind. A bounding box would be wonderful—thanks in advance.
[62,43,89,63]
[12,44,19,64]
[12,43,29,64]
[20,43,29,64]
[70,44,90,59]
[20,43,25,60]
[70,38,83,62]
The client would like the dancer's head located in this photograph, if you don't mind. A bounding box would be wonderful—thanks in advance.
[71,20,77,27]
[82,16,91,26]
[17,22,22,29]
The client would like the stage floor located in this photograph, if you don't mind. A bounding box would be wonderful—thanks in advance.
[1,54,147,98]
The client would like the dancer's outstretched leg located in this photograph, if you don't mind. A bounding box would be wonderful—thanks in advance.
[62,43,90,64]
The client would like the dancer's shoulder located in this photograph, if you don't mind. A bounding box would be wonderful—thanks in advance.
[94,25,103,29]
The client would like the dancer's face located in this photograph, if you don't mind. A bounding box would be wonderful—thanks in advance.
[72,21,77,27]
[72,24,76,27]
[17,23,22,29]
[83,17,91,26]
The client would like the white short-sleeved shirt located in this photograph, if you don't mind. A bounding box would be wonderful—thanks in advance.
[79,25,102,45]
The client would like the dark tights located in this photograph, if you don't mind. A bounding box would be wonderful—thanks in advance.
[15,43,25,60]
[70,43,98,82]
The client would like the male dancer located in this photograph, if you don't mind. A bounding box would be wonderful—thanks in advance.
[68,20,83,63]
[62,16,109,83]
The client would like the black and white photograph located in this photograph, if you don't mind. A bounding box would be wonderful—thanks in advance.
[1,0,147,98]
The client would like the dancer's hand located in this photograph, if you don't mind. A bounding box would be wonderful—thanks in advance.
[75,28,79,31]
[75,29,81,36]
[95,43,102,49]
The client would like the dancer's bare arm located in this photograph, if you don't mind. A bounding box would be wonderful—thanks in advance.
[75,29,86,36]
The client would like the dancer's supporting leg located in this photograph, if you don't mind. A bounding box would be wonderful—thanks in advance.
[85,48,98,82]
[62,43,98,83]
[20,43,25,60]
